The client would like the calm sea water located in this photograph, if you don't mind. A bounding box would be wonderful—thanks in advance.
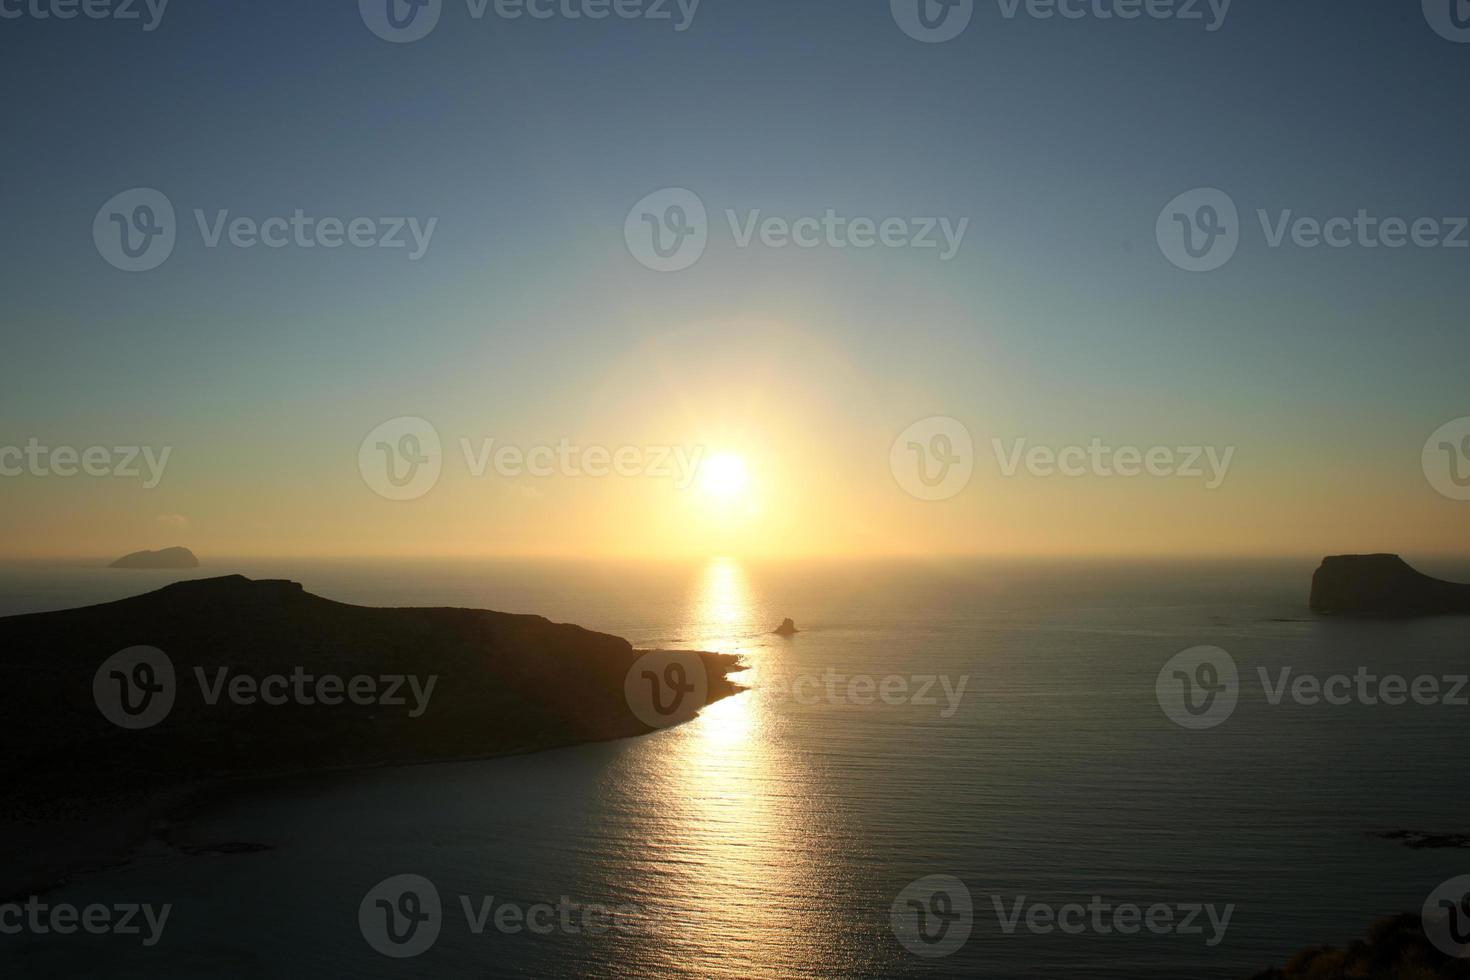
[3,557,1469,979]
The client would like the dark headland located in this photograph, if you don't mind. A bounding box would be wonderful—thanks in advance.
[109,546,200,569]
[0,576,741,895]
[1248,913,1470,979]
[1309,554,1470,617]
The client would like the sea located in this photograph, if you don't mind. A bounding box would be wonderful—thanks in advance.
[1,556,1468,979]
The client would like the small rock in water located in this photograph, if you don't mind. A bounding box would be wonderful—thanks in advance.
[1374,829,1470,849]
[773,618,798,636]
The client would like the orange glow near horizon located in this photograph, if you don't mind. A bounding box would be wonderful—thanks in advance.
[2,317,1467,562]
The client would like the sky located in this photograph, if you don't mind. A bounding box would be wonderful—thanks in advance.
[1,0,1468,559]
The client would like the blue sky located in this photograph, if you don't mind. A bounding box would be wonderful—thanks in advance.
[1,0,1468,557]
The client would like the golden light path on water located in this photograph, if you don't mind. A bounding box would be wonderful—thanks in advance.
[603,557,871,978]
[691,556,754,654]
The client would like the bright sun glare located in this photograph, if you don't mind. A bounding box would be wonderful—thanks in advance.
[699,452,749,500]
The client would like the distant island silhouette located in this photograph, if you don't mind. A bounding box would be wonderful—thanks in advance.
[109,546,200,569]
[0,575,741,897]
[1309,554,1470,617]
[773,617,799,636]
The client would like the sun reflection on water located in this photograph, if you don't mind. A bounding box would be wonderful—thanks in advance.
[592,558,873,977]
[610,559,853,976]
[689,556,757,654]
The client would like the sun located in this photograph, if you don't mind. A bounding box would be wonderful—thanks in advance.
[699,452,749,501]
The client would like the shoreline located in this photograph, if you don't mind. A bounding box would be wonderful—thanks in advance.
[5,678,746,910]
